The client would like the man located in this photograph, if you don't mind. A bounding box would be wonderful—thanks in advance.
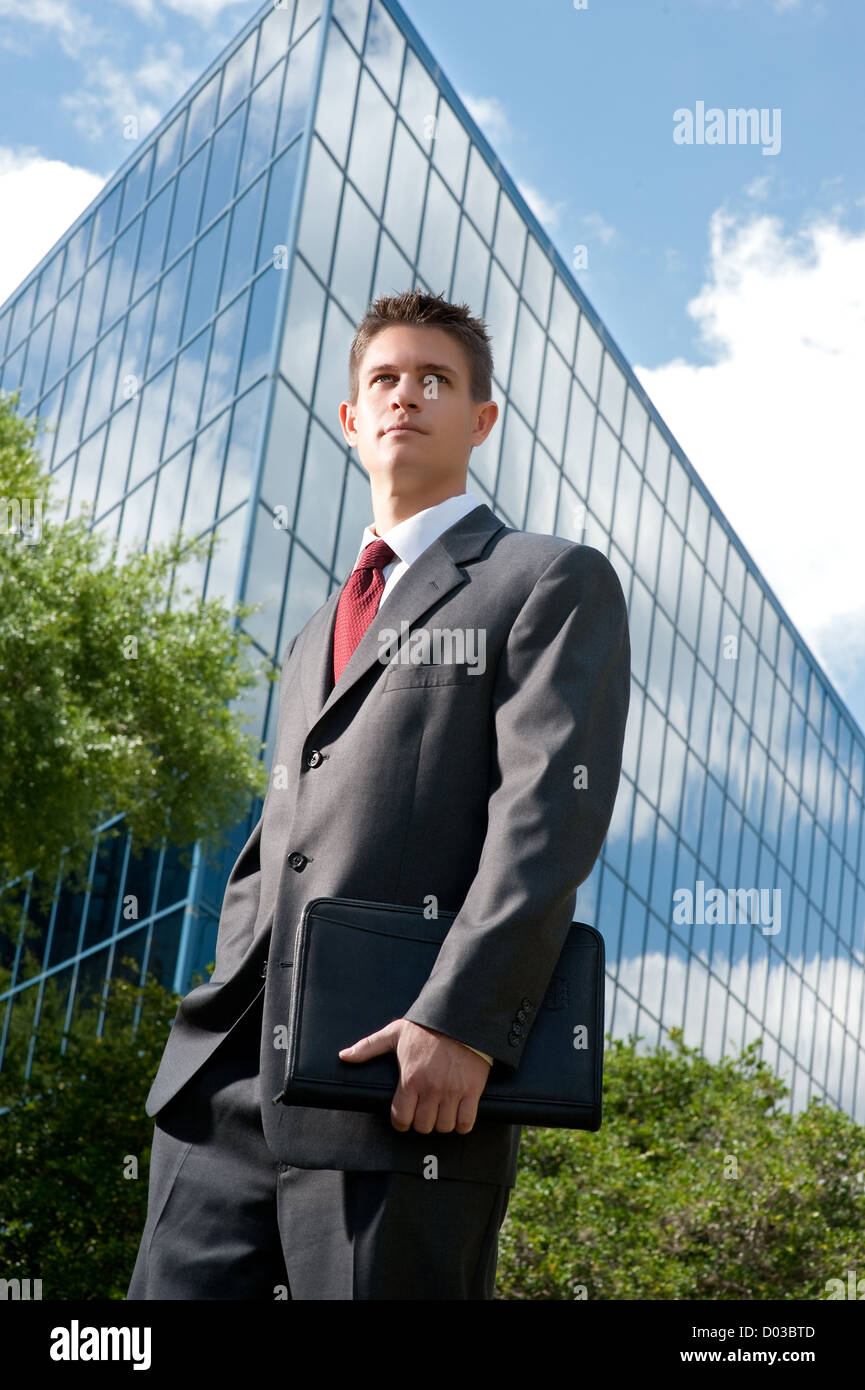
[127,288,630,1301]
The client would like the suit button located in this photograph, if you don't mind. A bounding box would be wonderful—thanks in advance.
[516,1009,527,1023]
[307,749,322,768]
[288,852,307,871]
[511,1022,524,1036]
[521,997,532,1011]
[507,1031,520,1047]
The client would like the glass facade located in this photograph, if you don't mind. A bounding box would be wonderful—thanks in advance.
[1,0,863,1126]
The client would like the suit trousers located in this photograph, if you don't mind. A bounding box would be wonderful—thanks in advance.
[126,992,512,1300]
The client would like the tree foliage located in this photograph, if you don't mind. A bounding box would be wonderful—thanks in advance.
[2,993,863,1300]
[0,388,277,937]
[496,1028,865,1300]
[0,965,181,1300]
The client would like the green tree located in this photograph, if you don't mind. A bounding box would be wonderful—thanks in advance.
[496,1029,865,1300]
[2,1011,863,1300]
[0,965,182,1300]
[0,386,278,945]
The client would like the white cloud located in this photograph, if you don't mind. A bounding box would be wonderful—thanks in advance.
[516,180,564,232]
[60,41,196,144]
[0,148,105,304]
[161,0,263,20]
[580,210,616,245]
[634,206,865,729]
[115,0,161,19]
[743,173,772,200]
[460,93,512,146]
[0,0,101,59]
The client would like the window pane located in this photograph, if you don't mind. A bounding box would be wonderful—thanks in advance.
[201,108,245,228]
[463,146,497,244]
[218,32,256,121]
[277,22,317,151]
[575,313,602,399]
[507,301,544,427]
[611,446,641,565]
[300,136,343,279]
[220,382,266,513]
[686,486,709,560]
[201,292,247,421]
[364,0,404,104]
[149,251,191,372]
[451,217,489,318]
[255,1,295,80]
[102,217,142,325]
[347,68,394,216]
[184,73,220,158]
[316,22,359,165]
[536,340,569,462]
[634,479,662,589]
[119,148,155,227]
[549,277,578,365]
[219,174,266,309]
[382,121,427,263]
[237,272,278,395]
[279,257,325,403]
[521,236,552,325]
[183,214,228,342]
[312,294,355,431]
[483,260,518,391]
[588,416,618,532]
[154,111,186,185]
[331,182,379,323]
[238,61,284,189]
[296,418,347,563]
[132,183,172,300]
[164,327,209,456]
[417,171,459,298]
[496,402,532,525]
[525,443,558,535]
[493,192,525,285]
[431,98,468,199]
[256,142,301,273]
[116,286,156,407]
[165,149,207,263]
[622,387,647,467]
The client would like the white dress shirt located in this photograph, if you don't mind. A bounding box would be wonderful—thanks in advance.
[349,490,493,1067]
[352,490,483,606]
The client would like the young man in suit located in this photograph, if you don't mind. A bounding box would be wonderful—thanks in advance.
[127,288,630,1301]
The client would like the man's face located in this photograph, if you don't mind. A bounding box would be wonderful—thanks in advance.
[339,324,497,500]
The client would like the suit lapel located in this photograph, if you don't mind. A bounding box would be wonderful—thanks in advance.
[299,503,506,733]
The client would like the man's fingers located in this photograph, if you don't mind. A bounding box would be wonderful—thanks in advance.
[390,1079,417,1133]
[454,1093,479,1134]
[339,1021,398,1059]
[410,1092,441,1135]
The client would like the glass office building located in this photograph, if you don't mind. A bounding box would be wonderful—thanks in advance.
[1,0,863,1125]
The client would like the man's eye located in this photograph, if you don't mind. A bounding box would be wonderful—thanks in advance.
[371,374,447,384]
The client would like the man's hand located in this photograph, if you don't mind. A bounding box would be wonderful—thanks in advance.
[338,1019,491,1134]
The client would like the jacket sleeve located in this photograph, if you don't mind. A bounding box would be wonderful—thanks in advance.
[209,633,298,983]
[401,542,631,1070]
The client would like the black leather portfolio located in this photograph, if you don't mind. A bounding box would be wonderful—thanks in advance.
[273,896,605,1129]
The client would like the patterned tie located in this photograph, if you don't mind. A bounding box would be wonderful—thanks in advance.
[331,538,397,686]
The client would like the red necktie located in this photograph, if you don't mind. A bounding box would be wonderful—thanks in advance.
[331,538,397,685]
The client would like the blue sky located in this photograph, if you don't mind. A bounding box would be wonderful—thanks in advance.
[1,0,863,735]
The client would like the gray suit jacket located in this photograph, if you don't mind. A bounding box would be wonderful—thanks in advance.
[144,502,631,1187]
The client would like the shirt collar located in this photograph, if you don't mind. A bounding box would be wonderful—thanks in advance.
[352,491,482,571]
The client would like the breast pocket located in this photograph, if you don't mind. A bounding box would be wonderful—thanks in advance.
[382,660,478,691]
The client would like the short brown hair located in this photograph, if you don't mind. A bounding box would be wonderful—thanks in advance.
[348,289,494,405]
